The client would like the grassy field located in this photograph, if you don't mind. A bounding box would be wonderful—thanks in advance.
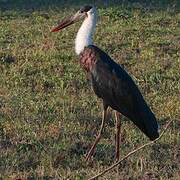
[0,0,179,179]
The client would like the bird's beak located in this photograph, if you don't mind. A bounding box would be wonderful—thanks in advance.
[51,11,86,32]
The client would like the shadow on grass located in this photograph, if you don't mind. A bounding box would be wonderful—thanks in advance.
[0,0,179,12]
[1,0,91,12]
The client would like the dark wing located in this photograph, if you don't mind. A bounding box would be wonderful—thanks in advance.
[86,45,159,140]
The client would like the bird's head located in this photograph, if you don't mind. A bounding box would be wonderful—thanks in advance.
[51,5,96,32]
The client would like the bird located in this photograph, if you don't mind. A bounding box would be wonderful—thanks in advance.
[51,5,159,162]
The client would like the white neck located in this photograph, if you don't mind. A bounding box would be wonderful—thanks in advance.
[75,8,97,55]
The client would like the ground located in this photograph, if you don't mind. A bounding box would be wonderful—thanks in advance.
[0,0,179,179]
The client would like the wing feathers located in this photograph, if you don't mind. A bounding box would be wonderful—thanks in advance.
[83,45,159,140]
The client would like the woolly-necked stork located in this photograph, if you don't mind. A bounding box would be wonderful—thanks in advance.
[51,5,159,161]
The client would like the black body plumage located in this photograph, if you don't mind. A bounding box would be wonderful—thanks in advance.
[80,45,159,141]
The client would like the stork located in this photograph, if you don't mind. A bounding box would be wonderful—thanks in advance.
[51,5,159,162]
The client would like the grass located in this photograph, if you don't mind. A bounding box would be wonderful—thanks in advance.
[0,0,180,179]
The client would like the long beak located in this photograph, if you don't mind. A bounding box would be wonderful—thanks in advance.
[51,12,85,32]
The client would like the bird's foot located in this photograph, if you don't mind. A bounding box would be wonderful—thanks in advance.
[85,134,101,162]
[115,157,120,163]
[85,148,95,162]
[115,153,120,163]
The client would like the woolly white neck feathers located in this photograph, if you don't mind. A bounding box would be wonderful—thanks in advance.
[75,7,97,55]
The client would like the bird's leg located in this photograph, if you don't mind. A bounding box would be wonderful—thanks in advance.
[115,111,121,161]
[85,102,108,162]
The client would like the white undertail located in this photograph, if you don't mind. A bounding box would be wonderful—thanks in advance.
[75,7,97,55]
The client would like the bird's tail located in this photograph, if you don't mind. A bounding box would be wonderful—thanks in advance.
[142,114,159,141]
[134,105,160,141]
